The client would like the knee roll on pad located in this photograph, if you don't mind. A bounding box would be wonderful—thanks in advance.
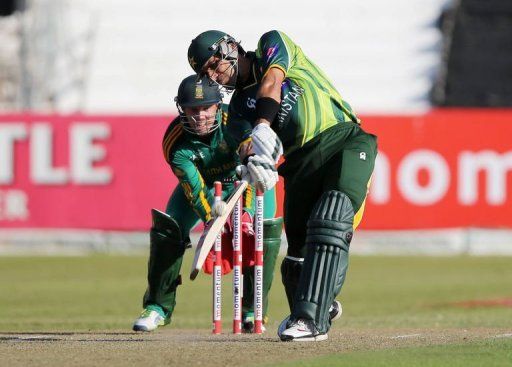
[293,191,354,333]
[306,191,354,250]
[150,209,182,243]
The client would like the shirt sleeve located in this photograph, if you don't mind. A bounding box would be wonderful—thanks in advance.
[162,118,183,165]
[170,149,214,223]
[256,30,294,77]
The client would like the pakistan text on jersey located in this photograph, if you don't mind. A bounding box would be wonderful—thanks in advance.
[277,85,305,129]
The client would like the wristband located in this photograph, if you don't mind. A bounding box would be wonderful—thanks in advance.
[255,97,280,122]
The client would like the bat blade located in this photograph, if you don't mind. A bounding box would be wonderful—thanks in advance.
[190,180,248,280]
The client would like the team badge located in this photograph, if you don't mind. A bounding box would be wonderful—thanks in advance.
[359,152,366,161]
[195,83,204,99]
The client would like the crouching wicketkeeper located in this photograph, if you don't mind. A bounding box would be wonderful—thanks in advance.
[132,75,281,333]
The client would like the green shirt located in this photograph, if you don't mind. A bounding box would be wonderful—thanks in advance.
[228,30,360,156]
[162,105,242,222]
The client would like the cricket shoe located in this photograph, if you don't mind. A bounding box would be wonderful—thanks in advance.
[242,312,267,333]
[277,300,342,338]
[279,318,327,342]
[132,306,170,332]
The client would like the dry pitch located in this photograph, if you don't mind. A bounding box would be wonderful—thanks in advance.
[2,328,511,367]
[1,255,511,366]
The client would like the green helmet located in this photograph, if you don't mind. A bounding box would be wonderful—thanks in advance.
[188,30,239,90]
[174,75,223,136]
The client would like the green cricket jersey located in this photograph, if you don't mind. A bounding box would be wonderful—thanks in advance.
[162,105,254,222]
[227,30,360,157]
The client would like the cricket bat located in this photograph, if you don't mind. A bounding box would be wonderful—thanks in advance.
[190,180,248,280]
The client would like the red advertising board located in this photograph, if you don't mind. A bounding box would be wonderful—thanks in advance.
[362,109,512,229]
[0,110,511,230]
[0,114,174,230]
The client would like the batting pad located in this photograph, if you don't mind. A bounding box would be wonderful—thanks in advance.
[292,191,354,333]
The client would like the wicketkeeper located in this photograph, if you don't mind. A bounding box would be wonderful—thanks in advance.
[188,30,377,341]
[132,75,282,333]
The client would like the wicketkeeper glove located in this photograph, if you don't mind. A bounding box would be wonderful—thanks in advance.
[202,221,233,275]
[202,211,256,275]
[251,123,283,164]
[212,200,227,218]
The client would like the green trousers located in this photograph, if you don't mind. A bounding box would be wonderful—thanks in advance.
[282,127,377,258]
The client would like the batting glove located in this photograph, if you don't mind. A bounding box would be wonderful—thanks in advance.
[251,123,283,164]
[247,154,279,192]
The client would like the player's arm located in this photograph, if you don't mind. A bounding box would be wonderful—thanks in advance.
[247,31,292,192]
[254,30,291,127]
[255,67,285,127]
[170,150,214,223]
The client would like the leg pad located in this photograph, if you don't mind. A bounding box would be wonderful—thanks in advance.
[292,191,354,333]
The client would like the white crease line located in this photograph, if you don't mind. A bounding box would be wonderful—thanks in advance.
[390,334,422,339]
[493,333,512,338]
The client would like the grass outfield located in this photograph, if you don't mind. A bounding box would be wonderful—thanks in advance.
[275,338,512,367]
[0,254,511,366]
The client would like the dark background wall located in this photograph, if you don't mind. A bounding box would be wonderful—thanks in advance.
[432,0,512,107]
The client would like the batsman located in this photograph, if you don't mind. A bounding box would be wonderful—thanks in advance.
[132,75,282,333]
[188,30,377,341]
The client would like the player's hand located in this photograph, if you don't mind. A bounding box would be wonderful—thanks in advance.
[238,140,254,162]
[235,165,251,181]
[247,155,278,192]
[212,200,227,218]
[251,123,283,164]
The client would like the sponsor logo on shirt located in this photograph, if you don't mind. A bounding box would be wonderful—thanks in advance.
[247,98,256,109]
[266,45,278,59]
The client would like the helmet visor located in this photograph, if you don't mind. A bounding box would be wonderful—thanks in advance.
[200,38,239,91]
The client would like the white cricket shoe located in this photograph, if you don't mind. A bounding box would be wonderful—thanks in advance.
[277,300,342,339]
[280,318,327,342]
[277,315,290,338]
[132,308,169,332]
